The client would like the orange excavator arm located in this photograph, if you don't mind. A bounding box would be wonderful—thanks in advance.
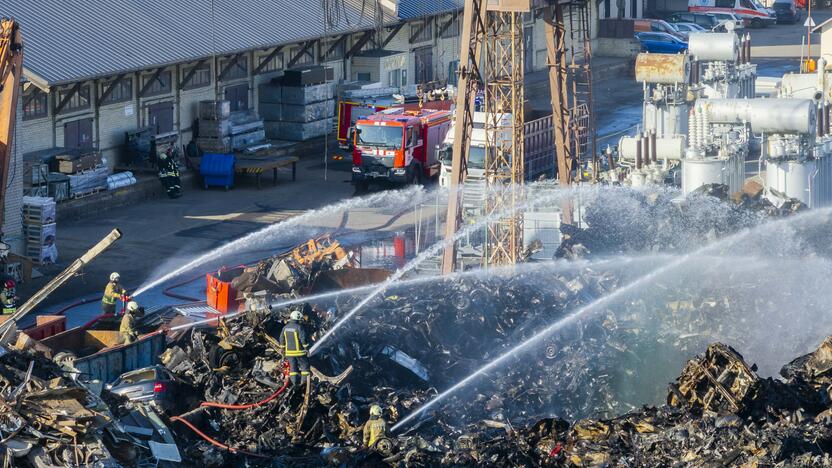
[0,18,23,231]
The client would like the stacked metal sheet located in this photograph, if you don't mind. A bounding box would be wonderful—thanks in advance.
[67,166,109,197]
[259,81,335,141]
[196,101,266,152]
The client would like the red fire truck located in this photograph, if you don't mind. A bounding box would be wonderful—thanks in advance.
[351,107,452,190]
[338,97,453,149]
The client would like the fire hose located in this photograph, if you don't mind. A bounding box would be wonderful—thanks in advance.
[170,415,269,458]
[199,377,289,410]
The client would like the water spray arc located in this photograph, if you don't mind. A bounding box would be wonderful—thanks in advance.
[309,183,576,355]
[391,208,832,431]
[133,186,428,297]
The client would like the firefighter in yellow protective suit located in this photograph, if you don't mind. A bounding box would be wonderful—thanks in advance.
[277,309,311,385]
[119,301,142,344]
[363,404,387,448]
[102,272,127,314]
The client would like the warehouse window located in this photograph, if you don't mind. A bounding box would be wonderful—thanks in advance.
[411,19,433,43]
[440,15,460,39]
[182,63,211,89]
[257,50,285,74]
[320,38,345,62]
[220,56,248,80]
[142,71,172,97]
[289,45,314,66]
[22,88,48,120]
[100,77,133,105]
[57,84,91,114]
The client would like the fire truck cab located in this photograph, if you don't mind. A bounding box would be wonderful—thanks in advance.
[351,107,451,190]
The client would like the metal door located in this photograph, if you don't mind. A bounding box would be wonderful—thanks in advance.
[148,102,174,135]
[413,46,433,84]
[224,84,249,111]
[63,118,93,150]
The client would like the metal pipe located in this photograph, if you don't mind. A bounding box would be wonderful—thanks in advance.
[0,229,123,334]
[746,33,752,64]
[650,130,657,163]
[696,99,816,134]
[642,134,650,166]
[635,135,642,169]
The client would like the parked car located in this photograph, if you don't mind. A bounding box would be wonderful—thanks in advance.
[689,0,777,28]
[772,0,801,23]
[635,32,689,53]
[634,18,688,40]
[672,22,708,38]
[705,11,747,29]
[668,12,722,30]
[106,365,177,411]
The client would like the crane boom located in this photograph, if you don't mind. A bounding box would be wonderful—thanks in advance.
[0,19,22,233]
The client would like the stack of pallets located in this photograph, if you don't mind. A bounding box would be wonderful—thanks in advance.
[22,197,58,265]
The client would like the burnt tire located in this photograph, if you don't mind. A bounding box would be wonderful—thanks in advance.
[208,345,241,369]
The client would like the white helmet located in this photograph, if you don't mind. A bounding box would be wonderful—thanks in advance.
[370,404,383,416]
[289,310,303,321]
[127,301,139,312]
[110,272,120,282]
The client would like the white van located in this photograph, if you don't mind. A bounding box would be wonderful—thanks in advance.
[689,0,776,28]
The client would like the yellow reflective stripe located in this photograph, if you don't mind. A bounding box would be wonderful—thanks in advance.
[285,350,307,357]
[292,330,300,351]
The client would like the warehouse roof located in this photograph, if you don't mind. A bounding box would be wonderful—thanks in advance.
[397,0,464,19]
[11,0,407,87]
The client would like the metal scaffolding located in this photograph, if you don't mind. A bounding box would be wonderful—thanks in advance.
[483,10,525,266]
[544,0,595,225]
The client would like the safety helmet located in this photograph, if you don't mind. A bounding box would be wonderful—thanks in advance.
[370,404,383,417]
[4,280,14,289]
[110,272,120,282]
[289,310,303,321]
[127,301,139,312]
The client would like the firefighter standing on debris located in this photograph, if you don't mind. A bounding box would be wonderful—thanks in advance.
[119,301,143,344]
[102,272,128,314]
[0,280,18,315]
[363,404,387,448]
[277,309,311,385]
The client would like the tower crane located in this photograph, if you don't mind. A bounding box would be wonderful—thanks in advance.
[0,18,23,233]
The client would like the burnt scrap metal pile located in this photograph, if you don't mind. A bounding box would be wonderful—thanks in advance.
[0,341,117,466]
[156,270,832,467]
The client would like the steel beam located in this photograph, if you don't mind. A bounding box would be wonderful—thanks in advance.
[441,0,487,274]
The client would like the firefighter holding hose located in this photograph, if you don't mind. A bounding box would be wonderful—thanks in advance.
[102,272,128,314]
[277,309,311,385]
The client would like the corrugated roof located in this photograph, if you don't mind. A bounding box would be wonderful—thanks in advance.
[10,0,404,86]
[397,0,463,20]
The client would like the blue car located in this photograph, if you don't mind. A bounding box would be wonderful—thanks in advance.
[635,32,688,54]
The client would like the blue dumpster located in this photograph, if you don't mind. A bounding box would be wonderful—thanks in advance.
[200,153,235,190]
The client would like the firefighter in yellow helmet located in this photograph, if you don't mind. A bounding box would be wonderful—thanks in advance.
[102,272,128,314]
[363,404,387,448]
[119,301,143,344]
[277,309,311,385]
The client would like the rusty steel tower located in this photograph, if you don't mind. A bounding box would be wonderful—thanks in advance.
[443,0,594,272]
[442,0,529,273]
[482,6,526,266]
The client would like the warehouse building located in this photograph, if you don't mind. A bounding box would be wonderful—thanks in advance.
[6,0,597,253]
